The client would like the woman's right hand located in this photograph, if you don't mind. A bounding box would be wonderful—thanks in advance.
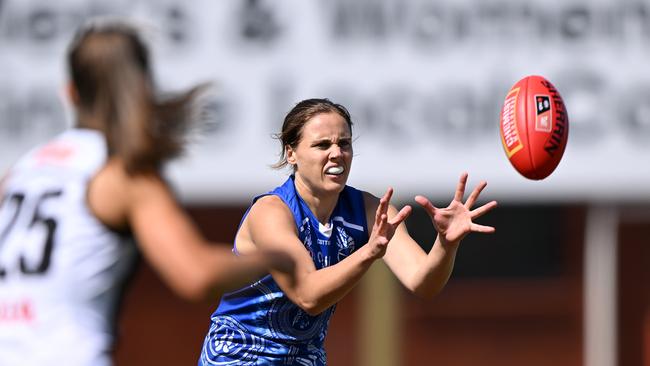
[366,187,412,260]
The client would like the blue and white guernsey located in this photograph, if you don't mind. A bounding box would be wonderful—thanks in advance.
[199,176,368,365]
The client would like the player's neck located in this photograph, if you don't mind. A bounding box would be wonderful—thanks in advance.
[293,176,338,225]
[75,113,105,132]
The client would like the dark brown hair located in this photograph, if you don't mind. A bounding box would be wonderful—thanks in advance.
[272,98,353,169]
[68,20,206,175]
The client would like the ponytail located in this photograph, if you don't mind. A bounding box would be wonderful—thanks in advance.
[68,20,206,174]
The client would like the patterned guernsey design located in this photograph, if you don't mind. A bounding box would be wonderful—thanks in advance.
[199,176,368,365]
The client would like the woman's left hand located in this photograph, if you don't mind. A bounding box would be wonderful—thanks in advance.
[415,172,497,246]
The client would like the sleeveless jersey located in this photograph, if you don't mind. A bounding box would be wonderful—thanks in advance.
[0,128,137,366]
[199,176,369,366]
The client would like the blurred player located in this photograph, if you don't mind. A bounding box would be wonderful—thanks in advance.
[0,20,286,366]
[198,98,498,365]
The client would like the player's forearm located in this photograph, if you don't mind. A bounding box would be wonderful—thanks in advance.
[409,236,459,298]
[291,244,377,315]
[205,250,270,292]
[159,243,267,301]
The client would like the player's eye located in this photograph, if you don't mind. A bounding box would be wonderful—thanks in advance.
[338,140,351,149]
[313,141,331,149]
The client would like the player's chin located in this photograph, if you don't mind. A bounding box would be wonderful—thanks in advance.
[324,173,347,189]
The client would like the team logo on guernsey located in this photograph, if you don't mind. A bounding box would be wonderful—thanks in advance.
[201,316,264,365]
[336,226,355,261]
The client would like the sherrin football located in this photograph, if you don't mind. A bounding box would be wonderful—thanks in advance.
[499,75,569,180]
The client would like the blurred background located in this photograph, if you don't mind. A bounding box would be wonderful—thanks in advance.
[1,0,649,365]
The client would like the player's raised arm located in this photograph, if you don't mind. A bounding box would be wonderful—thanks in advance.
[379,173,497,298]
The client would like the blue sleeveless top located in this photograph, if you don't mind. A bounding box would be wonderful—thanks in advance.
[198,176,368,365]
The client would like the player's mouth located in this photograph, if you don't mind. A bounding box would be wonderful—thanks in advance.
[325,166,345,176]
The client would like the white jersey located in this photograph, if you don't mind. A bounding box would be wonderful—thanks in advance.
[0,128,138,366]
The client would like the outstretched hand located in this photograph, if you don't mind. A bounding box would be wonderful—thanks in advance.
[367,187,412,260]
[415,172,497,246]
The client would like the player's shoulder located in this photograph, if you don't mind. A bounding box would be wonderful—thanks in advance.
[98,159,167,192]
[246,195,294,229]
[90,159,166,207]
[252,194,291,216]
[92,158,129,193]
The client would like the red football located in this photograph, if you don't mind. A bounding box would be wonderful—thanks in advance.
[499,75,569,180]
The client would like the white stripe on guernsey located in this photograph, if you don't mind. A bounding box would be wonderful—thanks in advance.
[299,217,309,232]
[332,216,364,232]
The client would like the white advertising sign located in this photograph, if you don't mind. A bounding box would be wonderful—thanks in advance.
[1,0,649,203]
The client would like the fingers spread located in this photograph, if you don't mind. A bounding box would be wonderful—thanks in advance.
[382,187,394,203]
[414,195,437,216]
[376,188,393,225]
[377,213,388,235]
[389,205,412,226]
[454,172,469,202]
[465,181,487,208]
[471,200,498,219]
[414,195,428,206]
[471,223,496,234]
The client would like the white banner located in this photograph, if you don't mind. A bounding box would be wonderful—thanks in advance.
[1,0,649,203]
